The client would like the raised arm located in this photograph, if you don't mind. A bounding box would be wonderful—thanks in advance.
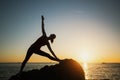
[41,15,46,35]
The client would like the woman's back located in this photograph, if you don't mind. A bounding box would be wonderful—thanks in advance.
[31,35,48,49]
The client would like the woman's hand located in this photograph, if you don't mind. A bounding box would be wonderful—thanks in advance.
[41,15,44,21]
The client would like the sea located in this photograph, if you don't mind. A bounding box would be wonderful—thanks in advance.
[0,63,120,80]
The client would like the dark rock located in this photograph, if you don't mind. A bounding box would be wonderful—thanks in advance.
[9,59,85,80]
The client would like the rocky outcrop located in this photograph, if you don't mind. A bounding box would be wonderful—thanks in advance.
[9,59,85,80]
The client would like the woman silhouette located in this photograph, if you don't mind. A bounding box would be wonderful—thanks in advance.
[20,16,60,72]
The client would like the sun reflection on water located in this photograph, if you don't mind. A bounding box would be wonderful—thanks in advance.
[83,62,88,79]
[83,62,88,70]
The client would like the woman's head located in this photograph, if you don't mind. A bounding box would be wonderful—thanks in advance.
[49,34,56,43]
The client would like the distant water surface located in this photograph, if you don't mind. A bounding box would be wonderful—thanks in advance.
[83,63,120,80]
[0,63,120,80]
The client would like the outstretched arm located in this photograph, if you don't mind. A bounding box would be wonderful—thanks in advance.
[47,42,59,59]
[41,15,46,35]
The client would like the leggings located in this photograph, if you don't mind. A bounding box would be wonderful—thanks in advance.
[20,49,59,72]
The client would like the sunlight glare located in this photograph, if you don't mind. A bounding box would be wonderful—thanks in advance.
[83,62,88,70]
[80,51,91,63]
[83,62,88,79]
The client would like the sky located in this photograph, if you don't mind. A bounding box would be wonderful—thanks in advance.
[0,0,120,63]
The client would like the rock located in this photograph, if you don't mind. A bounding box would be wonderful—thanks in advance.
[9,59,85,80]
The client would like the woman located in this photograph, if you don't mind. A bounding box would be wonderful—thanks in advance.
[20,16,60,72]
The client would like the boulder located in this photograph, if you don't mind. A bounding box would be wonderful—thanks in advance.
[9,59,85,80]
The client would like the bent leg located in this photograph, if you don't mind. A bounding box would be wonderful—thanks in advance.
[34,50,59,61]
[19,51,32,73]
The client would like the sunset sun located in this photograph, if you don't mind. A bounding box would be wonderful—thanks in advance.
[80,51,91,63]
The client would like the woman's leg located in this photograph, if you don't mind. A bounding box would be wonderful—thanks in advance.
[34,50,60,61]
[19,51,33,73]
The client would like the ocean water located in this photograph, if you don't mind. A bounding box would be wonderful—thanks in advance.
[0,63,120,80]
[83,63,120,80]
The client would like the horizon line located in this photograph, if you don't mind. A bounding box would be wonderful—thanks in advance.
[0,62,120,64]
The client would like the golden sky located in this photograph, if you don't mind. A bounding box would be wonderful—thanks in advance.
[0,0,120,63]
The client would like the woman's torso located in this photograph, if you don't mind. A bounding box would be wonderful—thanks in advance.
[29,35,48,50]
